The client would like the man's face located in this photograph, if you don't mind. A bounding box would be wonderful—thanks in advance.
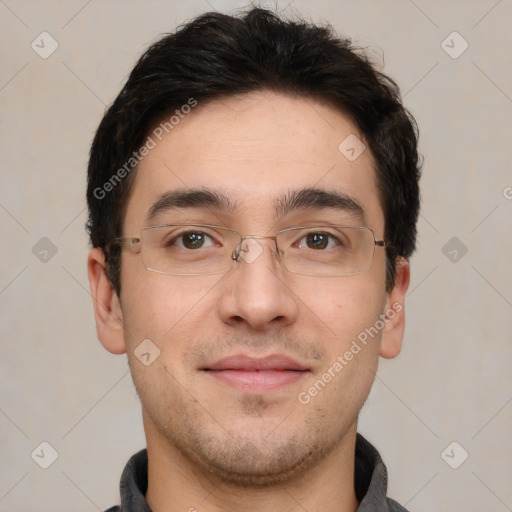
[95,91,407,486]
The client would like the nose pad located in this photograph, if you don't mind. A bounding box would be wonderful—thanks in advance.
[238,238,264,264]
[231,237,282,265]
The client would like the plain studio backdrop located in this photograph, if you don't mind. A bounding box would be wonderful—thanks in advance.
[1,1,511,511]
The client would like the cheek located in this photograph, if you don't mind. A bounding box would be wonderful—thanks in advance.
[304,275,387,344]
[296,336,379,432]
[120,263,223,351]
[317,280,385,407]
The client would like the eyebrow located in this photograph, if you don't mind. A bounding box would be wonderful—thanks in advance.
[146,188,238,223]
[275,188,366,223]
[146,187,366,224]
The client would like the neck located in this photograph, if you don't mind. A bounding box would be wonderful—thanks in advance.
[144,419,359,512]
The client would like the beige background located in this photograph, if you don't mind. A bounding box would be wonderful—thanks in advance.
[1,0,511,510]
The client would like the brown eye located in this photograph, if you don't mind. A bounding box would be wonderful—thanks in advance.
[181,231,208,249]
[305,232,330,250]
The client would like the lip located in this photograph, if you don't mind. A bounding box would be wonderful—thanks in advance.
[201,354,310,392]
[204,354,308,372]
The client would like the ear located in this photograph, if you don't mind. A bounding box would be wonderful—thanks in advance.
[87,247,126,354]
[379,258,410,359]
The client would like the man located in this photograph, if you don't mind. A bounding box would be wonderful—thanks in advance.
[87,7,420,512]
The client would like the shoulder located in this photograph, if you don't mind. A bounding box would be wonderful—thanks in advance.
[387,497,411,511]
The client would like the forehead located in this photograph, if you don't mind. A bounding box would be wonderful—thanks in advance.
[124,91,383,232]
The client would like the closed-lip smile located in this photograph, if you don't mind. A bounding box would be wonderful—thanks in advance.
[201,354,310,392]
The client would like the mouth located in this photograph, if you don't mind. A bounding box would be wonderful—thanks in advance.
[201,354,310,392]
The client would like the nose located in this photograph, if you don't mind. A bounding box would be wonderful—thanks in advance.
[217,237,300,331]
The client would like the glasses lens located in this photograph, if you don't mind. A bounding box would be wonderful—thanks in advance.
[137,224,377,277]
[277,226,376,276]
[140,224,240,275]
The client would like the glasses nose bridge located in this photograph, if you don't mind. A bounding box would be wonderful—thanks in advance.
[243,234,276,240]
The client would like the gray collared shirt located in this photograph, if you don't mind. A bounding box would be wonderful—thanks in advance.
[105,433,410,511]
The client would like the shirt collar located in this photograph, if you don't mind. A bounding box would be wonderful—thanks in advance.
[115,433,407,512]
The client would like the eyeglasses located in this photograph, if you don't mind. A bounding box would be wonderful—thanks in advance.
[112,224,388,277]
